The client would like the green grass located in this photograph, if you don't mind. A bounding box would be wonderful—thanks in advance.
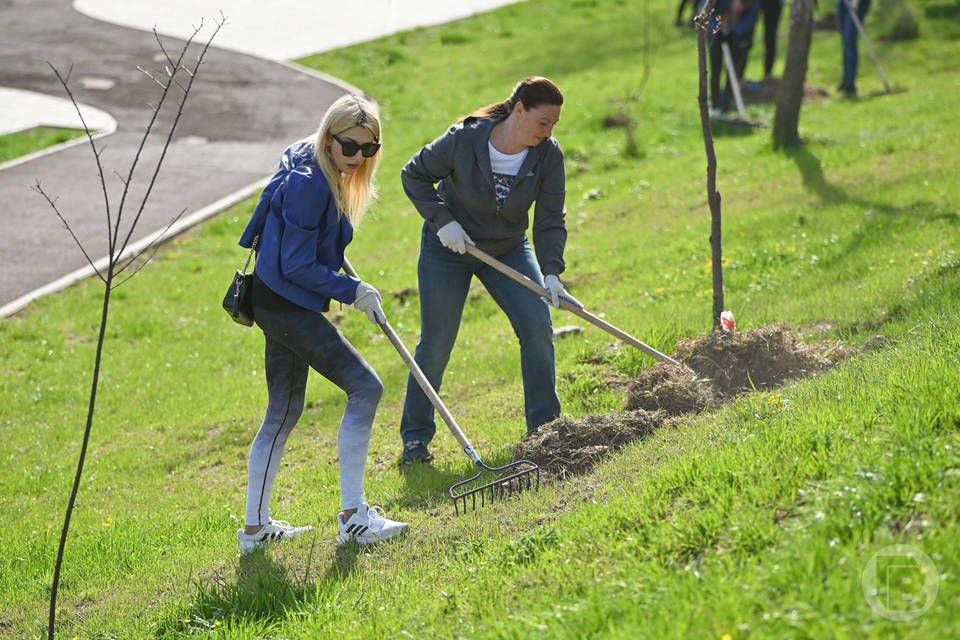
[0,126,86,164]
[3,0,959,637]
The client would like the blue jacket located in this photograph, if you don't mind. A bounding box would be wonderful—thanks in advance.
[239,139,359,313]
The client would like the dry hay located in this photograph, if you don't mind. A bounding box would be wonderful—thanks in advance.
[623,362,717,414]
[514,324,854,477]
[514,411,666,476]
[670,323,852,397]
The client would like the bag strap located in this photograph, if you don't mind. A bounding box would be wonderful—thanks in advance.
[241,235,259,274]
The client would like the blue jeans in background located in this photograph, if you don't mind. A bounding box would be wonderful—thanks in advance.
[400,223,561,447]
[837,0,871,91]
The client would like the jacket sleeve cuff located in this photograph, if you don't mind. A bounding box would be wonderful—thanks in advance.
[335,275,362,305]
[539,260,564,277]
[430,210,456,231]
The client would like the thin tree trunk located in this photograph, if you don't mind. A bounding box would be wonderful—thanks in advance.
[696,10,724,331]
[48,271,112,639]
[773,0,815,147]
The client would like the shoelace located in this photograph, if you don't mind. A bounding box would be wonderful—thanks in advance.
[365,505,388,532]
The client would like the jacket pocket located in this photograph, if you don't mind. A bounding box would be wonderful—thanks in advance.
[499,173,538,224]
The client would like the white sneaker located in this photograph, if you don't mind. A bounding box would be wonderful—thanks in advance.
[337,504,408,545]
[238,519,313,555]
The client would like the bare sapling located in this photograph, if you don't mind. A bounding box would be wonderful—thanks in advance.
[694,1,725,331]
[33,15,226,639]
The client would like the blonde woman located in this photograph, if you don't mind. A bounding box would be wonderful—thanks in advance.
[236,95,407,553]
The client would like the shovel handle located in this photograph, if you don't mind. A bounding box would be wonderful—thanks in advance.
[464,245,681,366]
[341,258,481,465]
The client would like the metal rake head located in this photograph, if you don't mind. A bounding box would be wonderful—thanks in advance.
[449,459,540,516]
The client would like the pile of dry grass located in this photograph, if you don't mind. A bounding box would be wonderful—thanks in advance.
[513,325,854,477]
[513,411,666,476]
[623,363,717,414]
[670,323,852,397]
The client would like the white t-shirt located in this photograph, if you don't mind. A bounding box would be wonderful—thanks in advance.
[488,142,528,213]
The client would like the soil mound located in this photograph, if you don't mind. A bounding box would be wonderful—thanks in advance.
[513,325,853,476]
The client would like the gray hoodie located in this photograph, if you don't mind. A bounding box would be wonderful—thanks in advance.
[401,116,567,276]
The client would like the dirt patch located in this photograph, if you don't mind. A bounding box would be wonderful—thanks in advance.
[814,11,838,31]
[514,324,854,476]
[740,77,831,106]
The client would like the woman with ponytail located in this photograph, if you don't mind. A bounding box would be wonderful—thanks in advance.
[398,76,578,463]
[235,94,407,553]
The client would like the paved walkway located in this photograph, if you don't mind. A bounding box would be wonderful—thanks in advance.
[0,0,518,315]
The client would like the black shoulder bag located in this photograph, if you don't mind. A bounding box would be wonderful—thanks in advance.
[222,235,258,327]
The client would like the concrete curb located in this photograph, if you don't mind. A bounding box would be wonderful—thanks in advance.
[0,176,268,318]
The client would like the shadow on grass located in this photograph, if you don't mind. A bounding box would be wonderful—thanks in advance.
[393,453,503,510]
[786,143,958,271]
[152,537,370,637]
[787,144,848,203]
[786,143,957,220]
[709,118,760,137]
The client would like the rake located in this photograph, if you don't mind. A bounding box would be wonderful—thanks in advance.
[718,41,766,129]
[342,259,539,515]
[464,245,681,366]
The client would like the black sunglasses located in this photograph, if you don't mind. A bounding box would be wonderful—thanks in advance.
[332,133,381,158]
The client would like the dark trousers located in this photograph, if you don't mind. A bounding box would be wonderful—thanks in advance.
[761,0,783,77]
[245,274,383,520]
[709,30,754,112]
[400,224,560,445]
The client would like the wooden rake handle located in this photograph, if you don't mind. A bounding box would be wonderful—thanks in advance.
[464,244,681,366]
[341,258,482,465]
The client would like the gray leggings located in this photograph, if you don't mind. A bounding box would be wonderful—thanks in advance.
[244,280,383,526]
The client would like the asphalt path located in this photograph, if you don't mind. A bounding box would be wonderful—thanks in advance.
[0,0,353,314]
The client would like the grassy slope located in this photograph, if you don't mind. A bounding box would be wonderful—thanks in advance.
[1,0,958,637]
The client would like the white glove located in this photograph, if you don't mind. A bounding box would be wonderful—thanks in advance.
[353,281,386,325]
[436,220,475,254]
[543,274,583,309]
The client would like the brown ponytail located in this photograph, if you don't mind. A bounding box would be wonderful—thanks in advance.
[458,76,563,123]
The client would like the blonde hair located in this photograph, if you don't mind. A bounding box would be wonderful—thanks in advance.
[314,94,382,226]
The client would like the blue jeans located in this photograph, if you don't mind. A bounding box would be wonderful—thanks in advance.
[837,0,871,89]
[400,223,561,445]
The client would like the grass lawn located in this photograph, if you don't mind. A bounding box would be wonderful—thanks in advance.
[2,0,959,637]
[0,127,86,165]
